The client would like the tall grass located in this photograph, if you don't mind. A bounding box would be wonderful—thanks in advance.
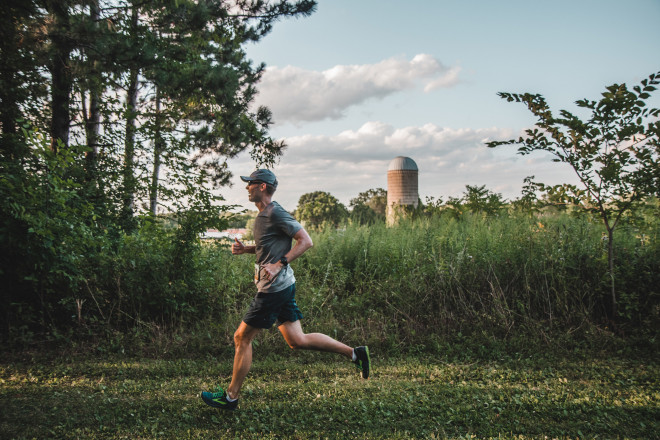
[283,213,658,351]
[177,212,658,357]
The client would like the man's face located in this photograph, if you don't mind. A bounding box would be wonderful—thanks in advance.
[246,181,265,203]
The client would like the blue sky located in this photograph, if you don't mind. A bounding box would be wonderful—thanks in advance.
[222,0,660,212]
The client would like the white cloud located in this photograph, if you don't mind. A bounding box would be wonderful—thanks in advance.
[424,66,461,92]
[221,121,579,211]
[254,54,461,123]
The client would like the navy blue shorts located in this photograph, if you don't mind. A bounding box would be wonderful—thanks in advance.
[243,283,304,329]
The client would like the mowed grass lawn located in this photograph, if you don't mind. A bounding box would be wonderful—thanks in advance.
[1,347,658,439]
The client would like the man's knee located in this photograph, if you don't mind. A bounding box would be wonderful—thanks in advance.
[288,340,304,350]
[234,326,257,347]
[286,335,307,350]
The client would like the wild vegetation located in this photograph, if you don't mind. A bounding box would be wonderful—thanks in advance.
[2,0,657,348]
[488,71,660,319]
[1,0,316,345]
[3,196,658,352]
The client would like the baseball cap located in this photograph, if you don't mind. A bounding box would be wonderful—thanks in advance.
[240,169,278,187]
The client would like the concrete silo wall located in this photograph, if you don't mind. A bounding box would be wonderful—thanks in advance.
[387,169,418,225]
[387,170,419,207]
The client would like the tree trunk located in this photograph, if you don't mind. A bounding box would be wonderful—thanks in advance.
[122,68,139,222]
[149,90,164,215]
[48,1,72,152]
[607,227,617,322]
[0,5,26,161]
[84,0,101,179]
[0,10,20,140]
[121,6,139,229]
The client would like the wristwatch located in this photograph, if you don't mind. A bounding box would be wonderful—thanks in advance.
[279,256,288,267]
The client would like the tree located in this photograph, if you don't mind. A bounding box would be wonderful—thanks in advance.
[510,176,542,215]
[0,0,49,157]
[421,196,444,217]
[349,188,386,225]
[45,0,74,151]
[3,0,317,222]
[296,191,348,229]
[119,0,316,216]
[487,71,660,321]
[0,0,319,335]
[462,184,505,216]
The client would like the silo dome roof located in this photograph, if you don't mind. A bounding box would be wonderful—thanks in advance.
[388,156,418,171]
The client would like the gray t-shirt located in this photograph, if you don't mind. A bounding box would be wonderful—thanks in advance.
[253,201,302,293]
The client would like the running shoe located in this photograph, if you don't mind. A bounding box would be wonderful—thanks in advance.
[200,386,238,410]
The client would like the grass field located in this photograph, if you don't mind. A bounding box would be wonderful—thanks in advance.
[1,344,658,439]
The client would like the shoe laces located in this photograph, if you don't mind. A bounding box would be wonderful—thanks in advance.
[211,386,227,398]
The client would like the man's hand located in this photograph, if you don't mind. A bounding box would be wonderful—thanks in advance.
[260,262,283,281]
[232,238,246,255]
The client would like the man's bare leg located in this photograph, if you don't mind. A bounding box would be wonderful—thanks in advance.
[227,321,261,399]
[278,320,353,358]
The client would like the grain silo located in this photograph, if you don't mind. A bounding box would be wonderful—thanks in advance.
[386,156,419,225]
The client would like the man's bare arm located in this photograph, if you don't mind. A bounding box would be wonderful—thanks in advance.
[284,228,313,264]
[260,228,313,279]
[232,238,256,255]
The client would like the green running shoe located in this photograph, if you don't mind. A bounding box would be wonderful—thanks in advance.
[353,346,371,379]
[201,386,238,410]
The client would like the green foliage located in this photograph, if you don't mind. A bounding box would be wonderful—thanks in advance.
[1,0,318,228]
[296,191,348,229]
[0,127,100,338]
[4,172,658,347]
[511,176,542,215]
[3,132,658,348]
[0,1,320,343]
[0,1,46,140]
[349,188,387,225]
[487,72,660,320]
[419,185,504,219]
[292,213,658,349]
[0,123,239,342]
[461,184,505,216]
[223,210,258,229]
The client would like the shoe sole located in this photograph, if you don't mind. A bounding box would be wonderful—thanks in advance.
[362,346,371,379]
[201,393,238,410]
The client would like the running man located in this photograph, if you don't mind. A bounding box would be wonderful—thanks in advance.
[201,169,370,410]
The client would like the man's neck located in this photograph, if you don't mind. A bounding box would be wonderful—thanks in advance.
[255,196,273,212]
